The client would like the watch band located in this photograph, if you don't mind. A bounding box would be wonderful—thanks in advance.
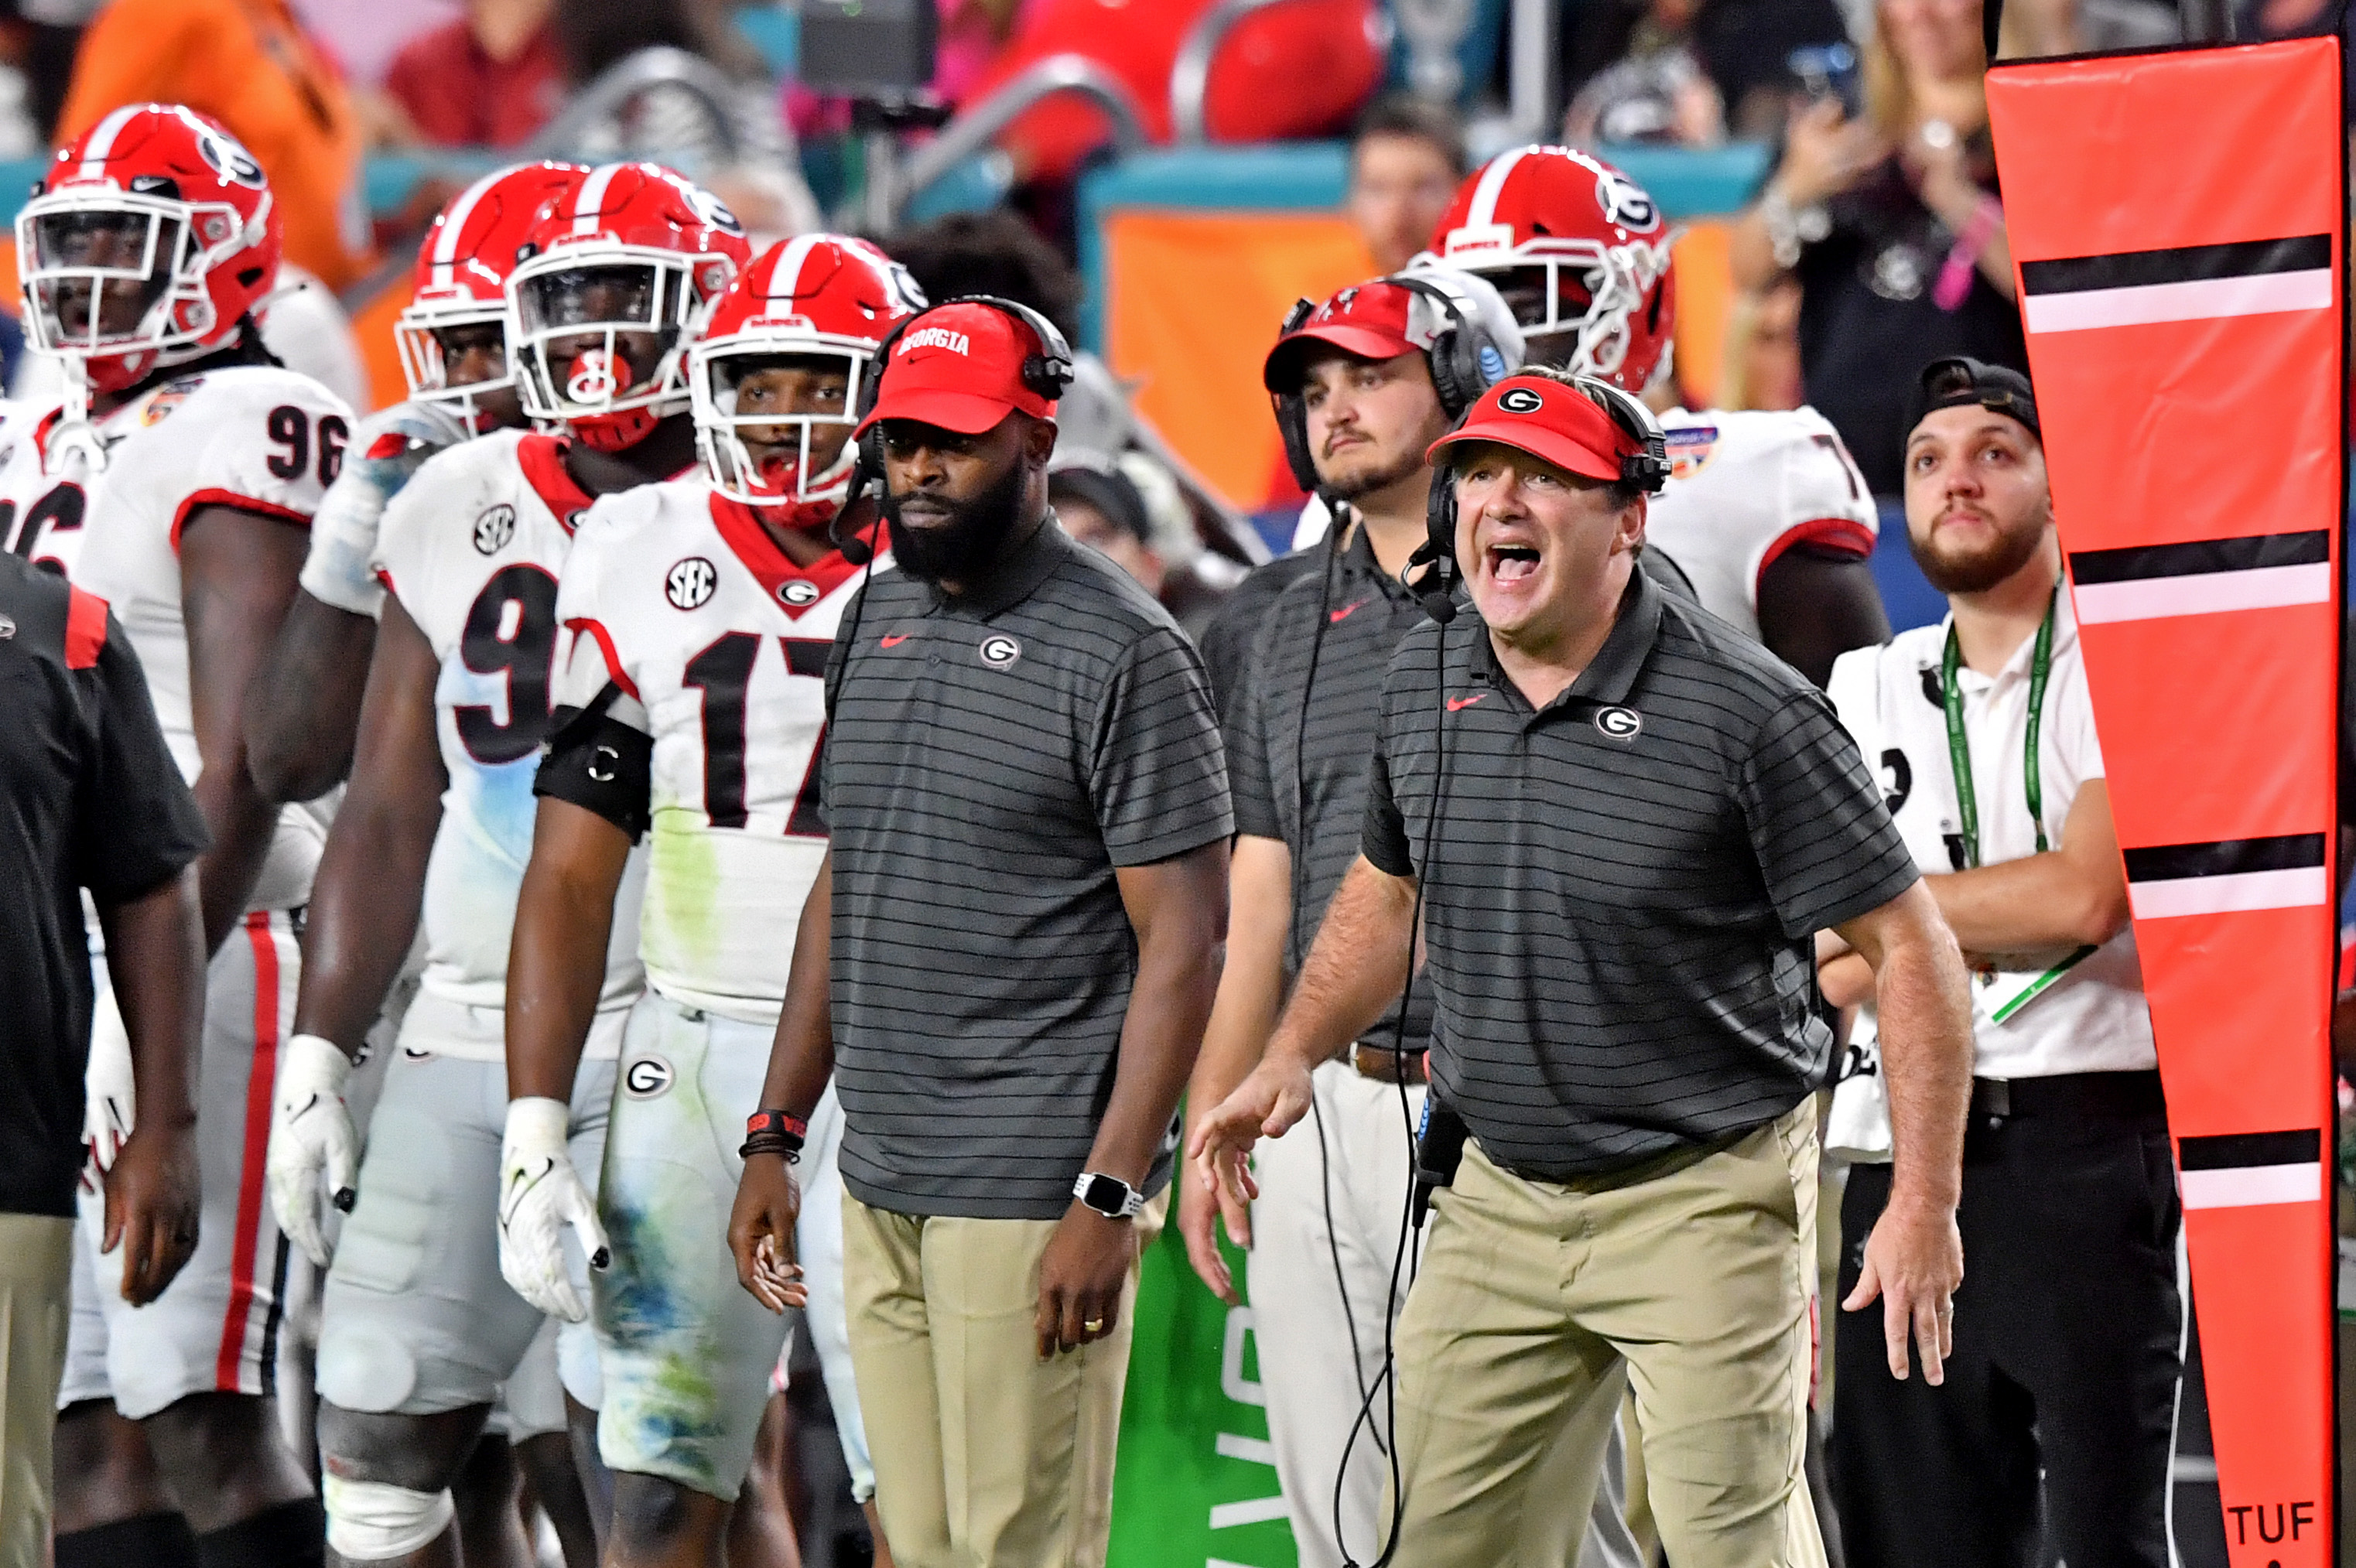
[1072,1170,1144,1219]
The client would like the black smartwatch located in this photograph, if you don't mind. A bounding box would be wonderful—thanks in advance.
[1072,1170,1144,1219]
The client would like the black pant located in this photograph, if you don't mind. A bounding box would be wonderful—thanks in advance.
[1832,1076,2182,1568]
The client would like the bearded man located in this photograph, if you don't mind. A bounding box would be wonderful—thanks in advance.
[1815,358,2180,1568]
[729,299,1233,1568]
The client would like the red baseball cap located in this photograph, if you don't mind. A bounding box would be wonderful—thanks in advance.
[854,301,1059,438]
[1426,374,1636,483]
[1262,280,1428,392]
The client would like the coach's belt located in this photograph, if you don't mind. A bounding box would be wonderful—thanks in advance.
[1352,1043,1427,1087]
[1968,1069,2164,1126]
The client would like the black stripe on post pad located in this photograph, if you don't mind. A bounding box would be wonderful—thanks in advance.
[2020,234,2332,296]
[2121,833,2327,883]
[2178,1128,2321,1170]
[2069,529,2330,585]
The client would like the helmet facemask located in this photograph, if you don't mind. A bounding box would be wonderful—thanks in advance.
[509,250,702,448]
[396,300,520,433]
[689,338,869,513]
[18,189,258,385]
[1464,235,1673,383]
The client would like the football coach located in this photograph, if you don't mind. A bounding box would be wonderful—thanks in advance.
[1193,365,1976,1567]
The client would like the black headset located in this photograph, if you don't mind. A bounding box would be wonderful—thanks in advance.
[1411,373,1670,624]
[830,294,1077,565]
[1270,272,1515,495]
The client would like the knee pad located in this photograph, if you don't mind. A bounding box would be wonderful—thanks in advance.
[320,1475,453,1562]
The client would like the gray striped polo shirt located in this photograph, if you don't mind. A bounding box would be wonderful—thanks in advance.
[1363,566,1917,1179]
[822,516,1233,1219]
[1228,524,1433,1046]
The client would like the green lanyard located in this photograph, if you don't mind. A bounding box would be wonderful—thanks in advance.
[1941,586,2057,869]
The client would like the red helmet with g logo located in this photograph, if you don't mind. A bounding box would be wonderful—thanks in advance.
[397,161,590,426]
[16,103,282,396]
[689,234,925,521]
[1428,145,1677,391]
[506,162,753,452]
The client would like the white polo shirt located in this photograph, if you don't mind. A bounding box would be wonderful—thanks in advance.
[1827,589,2156,1084]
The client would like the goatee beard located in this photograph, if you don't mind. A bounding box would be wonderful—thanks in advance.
[884,459,1030,584]
[1909,508,2051,595]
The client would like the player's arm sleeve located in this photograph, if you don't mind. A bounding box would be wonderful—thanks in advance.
[1741,688,1921,937]
[72,603,211,902]
[303,405,461,617]
[1088,624,1234,866]
[535,551,653,839]
[1748,414,1880,613]
[173,377,357,547]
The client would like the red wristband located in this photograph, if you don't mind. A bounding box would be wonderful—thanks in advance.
[746,1109,809,1141]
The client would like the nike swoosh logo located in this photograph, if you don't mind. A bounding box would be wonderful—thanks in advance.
[881,634,908,647]
[1446,693,1486,711]
[1329,598,1370,623]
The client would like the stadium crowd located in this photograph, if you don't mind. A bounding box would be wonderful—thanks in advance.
[0,2,2336,1568]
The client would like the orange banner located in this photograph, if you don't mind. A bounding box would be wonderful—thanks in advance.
[1988,37,2344,1565]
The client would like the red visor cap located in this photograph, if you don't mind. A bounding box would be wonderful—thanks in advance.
[855,302,1060,438]
[1262,280,1427,391]
[1426,375,1635,484]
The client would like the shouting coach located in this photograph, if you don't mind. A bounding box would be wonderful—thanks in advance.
[731,299,1231,1568]
[1194,366,1975,1566]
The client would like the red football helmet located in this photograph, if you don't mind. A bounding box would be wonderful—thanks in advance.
[1428,145,1677,391]
[397,161,590,429]
[16,103,283,397]
[689,235,925,522]
[506,162,753,452]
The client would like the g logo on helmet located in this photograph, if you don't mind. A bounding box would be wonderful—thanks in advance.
[1594,170,1660,234]
[1594,705,1642,740]
[192,125,265,190]
[686,186,744,235]
[979,634,1021,669]
[472,504,516,555]
[622,1055,674,1099]
[1497,386,1545,415]
[666,556,717,610]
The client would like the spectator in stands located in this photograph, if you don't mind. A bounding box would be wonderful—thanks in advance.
[56,0,373,289]
[1054,461,1164,597]
[379,0,566,148]
[1718,275,1807,411]
[1728,0,2025,497]
[1564,0,1855,141]
[1345,94,1464,275]
[7,0,101,140]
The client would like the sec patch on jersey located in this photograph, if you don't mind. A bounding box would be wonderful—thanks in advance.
[666,558,718,610]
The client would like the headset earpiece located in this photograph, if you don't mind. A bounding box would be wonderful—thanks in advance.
[946,294,1075,401]
[1577,375,1671,494]
[1390,272,1509,421]
[1272,297,1320,494]
[1413,460,1458,624]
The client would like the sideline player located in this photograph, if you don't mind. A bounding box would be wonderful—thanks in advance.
[245,160,592,806]
[18,103,351,1568]
[263,163,675,1568]
[1420,143,1889,685]
[506,233,915,1568]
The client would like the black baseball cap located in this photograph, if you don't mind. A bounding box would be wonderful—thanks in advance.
[1904,357,2040,449]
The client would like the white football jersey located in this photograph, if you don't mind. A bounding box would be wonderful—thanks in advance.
[0,399,97,576]
[1643,406,1879,638]
[70,366,355,910]
[371,429,648,1061]
[554,480,874,1025]
[299,398,474,619]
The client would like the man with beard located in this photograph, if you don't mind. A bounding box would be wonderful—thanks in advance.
[729,298,1231,1568]
[1816,358,2176,1568]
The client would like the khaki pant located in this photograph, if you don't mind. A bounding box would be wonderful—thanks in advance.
[1390,1102,1828,1568]
[843,1191,1163,1568]
[0,1214,73,1568]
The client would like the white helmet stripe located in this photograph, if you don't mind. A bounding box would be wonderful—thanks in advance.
[573,164,622,235]
[1464,145,1532,229]
[764,233,825,310]
[77,104,146,179]
[430,166,508,286]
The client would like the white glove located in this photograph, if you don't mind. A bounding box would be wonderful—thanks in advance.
[498,1097,607,1323]
[79,985,135,1192]
[298,401,468,617]
[268,1033,359,1268]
